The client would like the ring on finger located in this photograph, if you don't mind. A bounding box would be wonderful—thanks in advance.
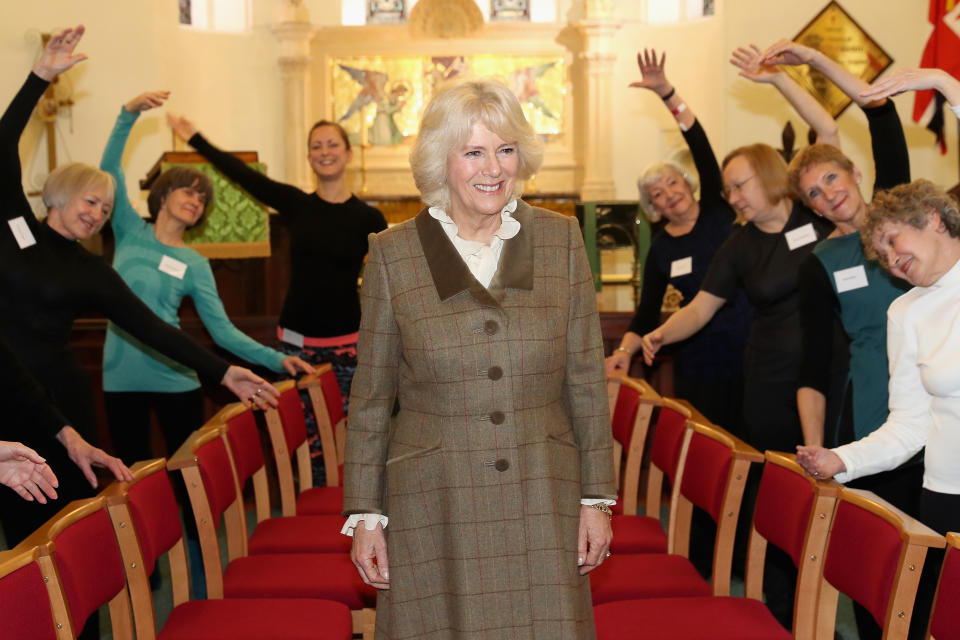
[605,551,611,558]
[248,395,256,404]
[255,388,263,396]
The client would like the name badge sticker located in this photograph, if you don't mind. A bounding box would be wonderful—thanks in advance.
[8,217,36,249]
[158,255,188,280]
[670,256,693,278]
[834,265,869,293]
[281,328,305,348]
[785,223,818,251]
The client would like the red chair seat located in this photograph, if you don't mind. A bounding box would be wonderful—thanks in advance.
[223,553,377,610]
[609,515,668,554]
[160,598,352,640]
[594,597,790,639]
[248,515,351,555]
[296,486,344,515]
[589,554,711,605]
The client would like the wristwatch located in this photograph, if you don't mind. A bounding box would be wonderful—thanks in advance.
[590,503,613,518]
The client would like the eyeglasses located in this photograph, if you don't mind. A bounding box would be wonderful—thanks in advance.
[723,174,756,199]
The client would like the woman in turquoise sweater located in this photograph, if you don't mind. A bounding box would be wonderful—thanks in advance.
[100,90,312,465]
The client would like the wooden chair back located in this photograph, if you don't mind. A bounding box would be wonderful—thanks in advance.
[262,380,314,517]
[608,375,661,515]
[0,543,65,639]
[928,531,960,640]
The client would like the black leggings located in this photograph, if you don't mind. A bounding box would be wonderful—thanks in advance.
[104,389,204,463]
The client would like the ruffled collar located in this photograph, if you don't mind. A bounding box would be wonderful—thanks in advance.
[427,199,521,247]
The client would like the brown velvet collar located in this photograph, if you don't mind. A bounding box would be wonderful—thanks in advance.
[415,200,534,309]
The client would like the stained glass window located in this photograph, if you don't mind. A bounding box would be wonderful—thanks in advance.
[368,0,406,24]
[491,0,530,21]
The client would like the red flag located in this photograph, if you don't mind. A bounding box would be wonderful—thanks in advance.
[915,0,960,152]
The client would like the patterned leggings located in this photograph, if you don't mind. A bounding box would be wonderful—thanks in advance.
[277,340,356,487]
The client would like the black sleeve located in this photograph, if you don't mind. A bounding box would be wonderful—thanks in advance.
[628,248,669,336]
[863,100,910,192]
[0,332,69,441]
[0,73,49,225]
[797,254,836,394]
[682,119,728,213]
[700,233,739,301]
[189,133,307,213]
[88,259,230,385]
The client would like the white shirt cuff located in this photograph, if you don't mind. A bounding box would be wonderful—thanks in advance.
[341,513,389,537]
[950,103,960,120]
[581,498,617,507]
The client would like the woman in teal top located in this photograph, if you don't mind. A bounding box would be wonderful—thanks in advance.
[100,90,312,465]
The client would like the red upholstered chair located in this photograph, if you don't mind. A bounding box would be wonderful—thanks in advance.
[0,544,68,639]
[815,487,945,640]
[610,396,693,555]
[12,497,135,639]
[102,458,353,640]
[167,427,377,639]
[595,451,842,640]
[607,375,661,516]
[213,404,350,556]
[590,421,763,605]
[263,377,344,516]
[928,531,960,640]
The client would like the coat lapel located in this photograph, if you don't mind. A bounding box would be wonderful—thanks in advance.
[415,201,534,309]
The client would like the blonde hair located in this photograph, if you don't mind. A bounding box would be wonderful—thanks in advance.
[410,78,544,210]
[42,162,116,213]
[862,179,960,262]
[637,161,700,222]
[721,143,791,206]
[787,144,856,204]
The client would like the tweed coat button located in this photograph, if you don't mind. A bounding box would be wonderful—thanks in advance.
[484,320,499,335]
[494,459,510,472]
[487,366,503,380]
[490,411,505,424]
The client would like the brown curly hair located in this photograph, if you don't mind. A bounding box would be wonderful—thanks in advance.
[786,143,855,204]
[861,179,960,262]
[147,167,214,227]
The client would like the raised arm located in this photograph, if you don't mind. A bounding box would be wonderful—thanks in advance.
[100,91,170,239]
[861,67,960,109]
[760,39,880,109]
[640,290,726,365]
[731,44,840,148]
[629,48,695,131]
[167,113,304,210]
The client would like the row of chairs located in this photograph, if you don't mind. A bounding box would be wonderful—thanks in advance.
[0,365,372,639]
[597,374,959,639]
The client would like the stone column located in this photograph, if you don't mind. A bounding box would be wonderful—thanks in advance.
[575,0,620,201]
[271,0,315,191]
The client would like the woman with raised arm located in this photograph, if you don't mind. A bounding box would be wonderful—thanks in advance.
[0,26,277,551]
[762,37,919,640]
[605,49,752,433]
[100,90,312,468]
[166,114,387,404]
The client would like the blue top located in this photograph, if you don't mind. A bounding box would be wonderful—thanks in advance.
[101,108,285,393]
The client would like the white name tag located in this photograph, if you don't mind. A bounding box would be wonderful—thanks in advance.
[158,255,188,280]
[785,223,818,251]
[834,265,869,293]
[281,327,305,348]
[7,216,36,249]
[670,256,693,278]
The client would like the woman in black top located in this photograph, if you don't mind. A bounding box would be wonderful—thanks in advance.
[0,25,277,548]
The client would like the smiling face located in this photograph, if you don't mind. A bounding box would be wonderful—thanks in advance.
[46,186,112,241]
[160,180,207,229]
[445,122,519,222]
[723,155,775,225]
[645,167,696,222]
[871,212,951,286]
[799,161,864,226]
[308,125,352,181]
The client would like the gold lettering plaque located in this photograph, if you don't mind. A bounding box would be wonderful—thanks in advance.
[781,1,892,118]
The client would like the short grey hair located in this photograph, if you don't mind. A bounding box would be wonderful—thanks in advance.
[636,161,699,222]
[410,78,544,210]
[42,162,116,213]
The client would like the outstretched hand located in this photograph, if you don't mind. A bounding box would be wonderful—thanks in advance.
[795,445,846,480]
[167,112,199,142]
[222,365,280,409]
[125,90,171,113]
[640,329,664,366]
[282,355,316,377]
[33,25,88,81]
[860,67,949,101]
[0,441,59,503]
[759,39,817,68]
[730,45,782,84]
[629,48,672,98]
[56,426,133,489]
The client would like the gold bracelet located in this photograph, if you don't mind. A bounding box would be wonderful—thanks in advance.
[614,347,630,355]
[590,503,613,518]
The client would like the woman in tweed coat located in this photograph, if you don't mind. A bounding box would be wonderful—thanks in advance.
[341,79,616,639]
